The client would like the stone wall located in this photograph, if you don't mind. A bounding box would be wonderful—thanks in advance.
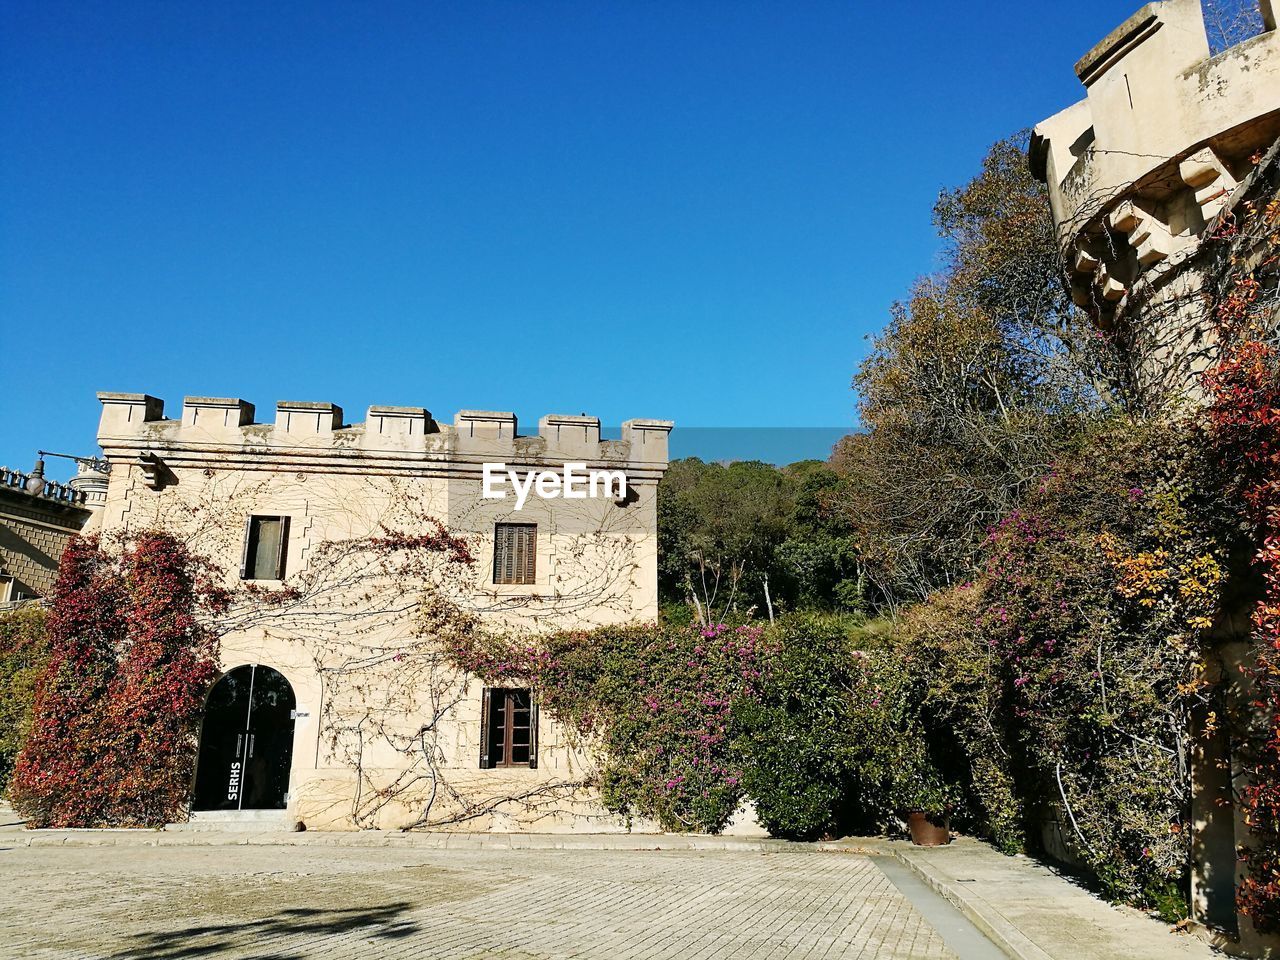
[94,391,674,831]
[1030,0,1280,407]
[0,468,91,603]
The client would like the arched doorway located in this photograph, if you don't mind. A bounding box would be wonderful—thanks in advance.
[192,664,297,811]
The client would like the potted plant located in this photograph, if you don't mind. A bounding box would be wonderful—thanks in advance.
[843,645,960,844]
[903,785,953,846]
[889,740,956,846]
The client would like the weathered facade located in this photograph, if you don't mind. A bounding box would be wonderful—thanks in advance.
[0,463,92,606]
[1030,0,1280,407]
[92,392,674,832]
[1031,2,1280,954]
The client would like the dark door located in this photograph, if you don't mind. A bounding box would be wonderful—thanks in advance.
[192,665,296,811]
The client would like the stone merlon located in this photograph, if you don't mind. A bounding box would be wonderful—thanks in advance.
[95,393,674,477]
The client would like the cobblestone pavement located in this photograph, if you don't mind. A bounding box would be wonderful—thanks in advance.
[0,845,961,960]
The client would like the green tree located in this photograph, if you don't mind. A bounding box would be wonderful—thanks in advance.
[659,458,868,619]
[838,133,1125,605]
[658,459,795,623]
[775,462,865,611]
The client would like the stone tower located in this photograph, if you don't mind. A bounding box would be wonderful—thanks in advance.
[1030,0,1280,407]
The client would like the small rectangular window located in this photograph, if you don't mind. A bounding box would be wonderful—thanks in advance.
[492,522,536,585]
[479,687,537,768]
[241,515,290,580]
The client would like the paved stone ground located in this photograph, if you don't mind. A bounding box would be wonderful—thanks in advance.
[0,845,962,960]
[893,840,1219,960]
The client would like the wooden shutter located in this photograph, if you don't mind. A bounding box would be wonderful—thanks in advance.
[528,697,539,769]
[493,524,509,584]
[494,524,536,585]
[274,516,291,579]
[478,687,493,768]
[502,524,517,583]
[239,516,254,579]
[518,525,536,584]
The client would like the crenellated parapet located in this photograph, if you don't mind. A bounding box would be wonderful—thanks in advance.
[1030,0,1280,324]
[96,393,673,479]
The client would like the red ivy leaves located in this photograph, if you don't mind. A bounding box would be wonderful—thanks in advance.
[370,521,474,566]
[10,516,476,828]
[107,533,221,825]
[9,532,222,828]
[9,537,124,826]
[1202,220,1280,930]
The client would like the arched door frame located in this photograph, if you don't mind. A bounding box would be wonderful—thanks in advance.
[191,663,298,812]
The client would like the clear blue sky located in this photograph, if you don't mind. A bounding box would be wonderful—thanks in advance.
[1,0,1136,476]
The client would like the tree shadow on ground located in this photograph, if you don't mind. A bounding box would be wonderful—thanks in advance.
[105,901,419,960]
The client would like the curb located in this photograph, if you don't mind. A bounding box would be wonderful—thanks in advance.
[891,846,1050,960]
[0,829,864,853]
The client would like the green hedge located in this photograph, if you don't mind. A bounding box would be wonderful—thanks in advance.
[0,605,50,792]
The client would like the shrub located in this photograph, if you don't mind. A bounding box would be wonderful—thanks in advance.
[447,619,770,833]
[900,586,1023,853]
[102,532,222,824]
[736,612,959,840]
[10,532,224,828]
[449,607,958,840]
[844,645,959,826]
[894,423,1232,914]
[735,614,858,839]
[981,425,1226,910]
[0,605,51,792]
[10,537,124,826]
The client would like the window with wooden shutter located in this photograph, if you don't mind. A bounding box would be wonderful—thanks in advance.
[241,515,290,580]
[480,687,537,768]
[492,523,536,585]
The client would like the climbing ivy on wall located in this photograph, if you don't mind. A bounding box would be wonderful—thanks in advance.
[9,532,225,828]
[1202,189,1280,930]
[446,618,772,833]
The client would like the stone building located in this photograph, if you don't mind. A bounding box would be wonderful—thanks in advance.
[0,462,94,606]
[1030,0,1280,407]
[90,392,674,832]
[1031,1,1280,954]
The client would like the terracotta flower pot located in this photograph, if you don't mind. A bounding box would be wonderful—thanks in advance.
[907,811,951,846]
